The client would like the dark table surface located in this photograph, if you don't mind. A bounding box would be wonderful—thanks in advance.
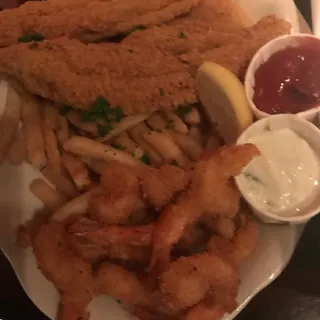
[0,0,317,319]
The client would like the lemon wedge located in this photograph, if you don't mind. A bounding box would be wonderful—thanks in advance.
[196,62,254,144]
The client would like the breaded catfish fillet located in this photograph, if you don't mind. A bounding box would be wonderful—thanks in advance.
[0,0,200,47]
[0,38,196,115]
[123,19,246,55]
[180,15,291,77]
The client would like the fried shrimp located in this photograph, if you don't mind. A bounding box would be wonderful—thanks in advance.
[71,223,154,247]
[32,221,95,320]
[140,164,190,209]
[207,220,259,267]
[151,144,259,275]
[158,253,239,315]
[182,301,226,320]
[95,262,152,307]
[89,161,141,225]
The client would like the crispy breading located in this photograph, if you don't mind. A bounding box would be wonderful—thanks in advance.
[89,161,141,224]
[180,15,291,77]
[0,0,201,47]
[95,262,152,307]
[123,19,246,55]
[32,221,95,319]
[140,165,190,209]
[0,38,196,115]
[189,0,251,28]
[150,144,260,275]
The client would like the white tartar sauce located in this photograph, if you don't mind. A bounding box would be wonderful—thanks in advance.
[237,128,319,216]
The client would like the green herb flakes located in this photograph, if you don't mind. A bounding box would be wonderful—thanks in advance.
[159,88,165,97]
[59,106,72,116]
[140,154,151,165]
[128,25,147,34]
[175,105,192,118]
[178,31,186,39]
[97,123,113,137]
[82,97,125,123]
[111,143,126,151]
[19,33,45,43]
[128,49,134,53]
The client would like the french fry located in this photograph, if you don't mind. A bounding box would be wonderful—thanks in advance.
[30,178,68,211]
[98,113,150,141]
[43,124,61,173]
[64,136,145,168]
[141,131,191,168]
[66,111,98,135]
[146,112,167,131]
[170,131,204,161]
[205,135,222,150]
[112,132,144,160]
[56,115,70,144]
[41,165,79,198]
[82,157,107,175]
[8,127,26,165]
[129,123,163,166]
[61,152,92,190]
[52,191,91,222]
[0,86,21,163]
[21,94,47,168]
[183,108,201,125]
[43,101,60,130]
[163,111,188,134]
[147,113,203,161]
[189,126,205,146]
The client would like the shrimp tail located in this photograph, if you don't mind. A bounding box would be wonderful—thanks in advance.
[150,245,171,278]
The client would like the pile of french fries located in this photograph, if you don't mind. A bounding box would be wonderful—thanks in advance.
[0,82,222,214]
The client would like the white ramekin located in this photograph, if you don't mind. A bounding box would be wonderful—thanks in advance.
[235,114,320,224]
[244,34,320,123]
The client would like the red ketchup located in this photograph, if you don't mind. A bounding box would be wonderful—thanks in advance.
[253,37,320,115]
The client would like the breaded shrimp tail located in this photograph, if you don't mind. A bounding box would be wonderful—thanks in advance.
[0,0,201,47]
[150,143,259,276]
[0,38,196,115]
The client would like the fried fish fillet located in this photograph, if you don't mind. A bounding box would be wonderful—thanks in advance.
[123,19,246,56]
[189,0,251,28]
[180,15,291,77]
[0,0,200,48]
[0,38,196,115]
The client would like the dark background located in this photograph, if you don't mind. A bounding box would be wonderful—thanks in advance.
[0,0,317,319]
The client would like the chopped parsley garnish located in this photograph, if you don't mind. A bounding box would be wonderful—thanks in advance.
[128,25,147,34]
[177,49,184,55]
[81,97,125,123]
[29,42,38,49]
[128,49,134,53]
[140,153,151,165]
[165,120,174,129]
[59,106,72,116]
[111,143,126,151]
[18,33,45,43]
[97,123,113,137]
[159,88,165,97]
[171,160,179,167]
[178,31,186,39]
[175,105,192,118]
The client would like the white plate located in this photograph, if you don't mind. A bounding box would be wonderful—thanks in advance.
[0,1,311,320]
